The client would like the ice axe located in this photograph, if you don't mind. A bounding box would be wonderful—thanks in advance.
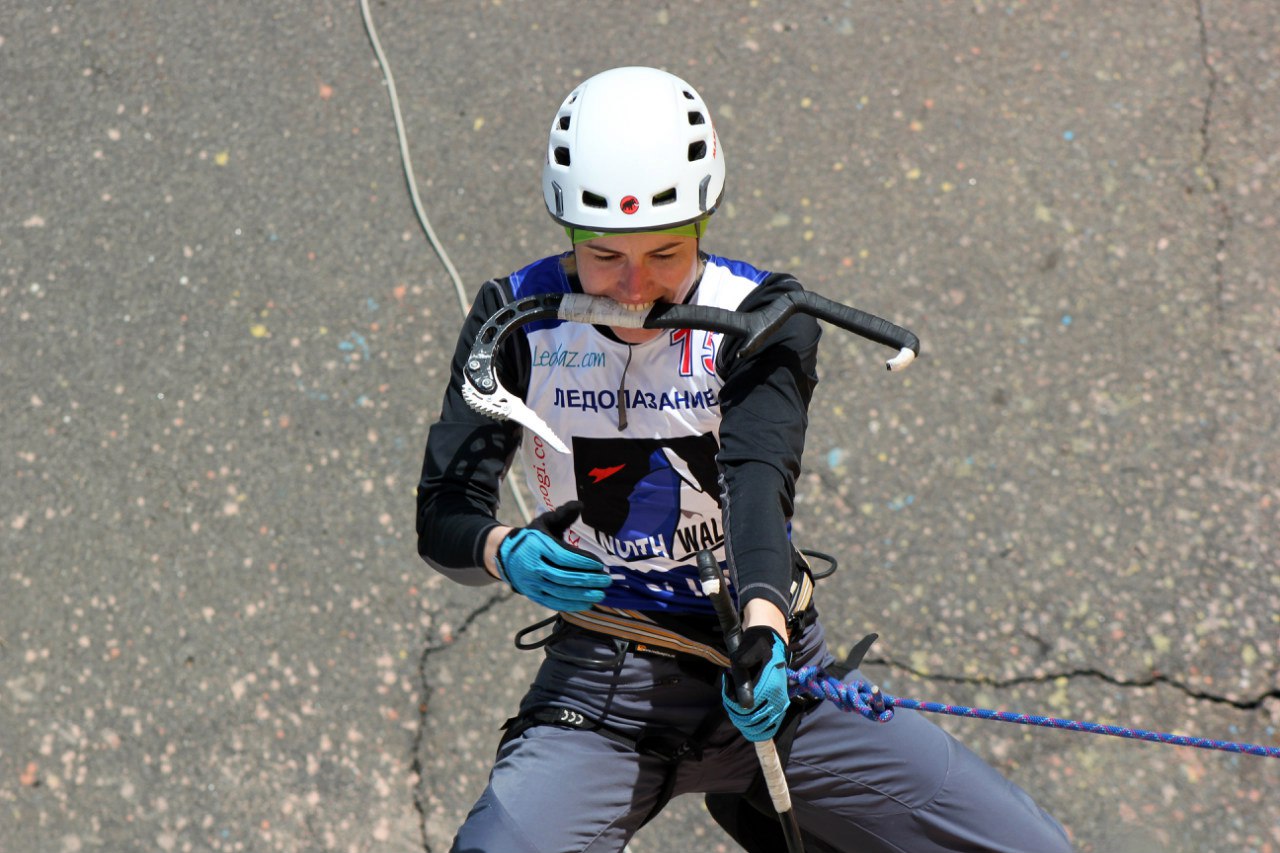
[697,550,805,853]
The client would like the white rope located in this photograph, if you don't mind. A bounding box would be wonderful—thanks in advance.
[359,0,532,523]
[358,0,468,314]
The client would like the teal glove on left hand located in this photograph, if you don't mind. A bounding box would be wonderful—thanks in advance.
[722,626,790,742]
[495,502,611,612]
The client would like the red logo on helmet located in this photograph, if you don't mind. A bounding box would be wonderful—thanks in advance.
[620,196,640,215]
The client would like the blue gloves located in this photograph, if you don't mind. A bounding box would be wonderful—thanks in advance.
[495,502,611,612]
[722,626,791,742]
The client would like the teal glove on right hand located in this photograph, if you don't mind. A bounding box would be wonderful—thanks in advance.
[495,502,611,612]
[722,626,791,742]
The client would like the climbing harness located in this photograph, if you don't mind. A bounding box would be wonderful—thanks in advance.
[460,289,919,451]
[787,635,1280,760]
[502,552,826,833]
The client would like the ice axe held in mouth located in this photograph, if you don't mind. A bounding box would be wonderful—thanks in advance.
[460,289,919,452]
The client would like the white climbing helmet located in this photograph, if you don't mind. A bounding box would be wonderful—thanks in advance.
[542,66,725,233]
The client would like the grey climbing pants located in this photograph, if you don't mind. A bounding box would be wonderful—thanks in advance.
[450,618,1072,853]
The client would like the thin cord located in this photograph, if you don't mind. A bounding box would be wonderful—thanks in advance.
[358,0,468,315]
[360,0,533,524]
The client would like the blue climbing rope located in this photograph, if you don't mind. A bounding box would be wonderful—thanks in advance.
[787,665,1280,759]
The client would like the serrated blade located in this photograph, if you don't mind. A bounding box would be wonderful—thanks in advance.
[461,382,569,454]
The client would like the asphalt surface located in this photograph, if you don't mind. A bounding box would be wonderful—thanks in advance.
[3,2,1277,852]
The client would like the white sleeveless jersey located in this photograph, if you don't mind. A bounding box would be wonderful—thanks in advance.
[509,254,770,613]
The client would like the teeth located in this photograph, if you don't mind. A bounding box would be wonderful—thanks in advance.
[621,301,654,312]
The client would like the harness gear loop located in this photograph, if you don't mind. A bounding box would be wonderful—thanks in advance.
[799,548,838,580]
[512,613,628,671]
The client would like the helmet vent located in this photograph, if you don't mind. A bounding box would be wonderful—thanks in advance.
[687,111,706,125]
[581,191,608,209]
[681,90,695,100]
[688,141,707,162]
[651,188,677,206]
[558,115,571,130]
[554,146,571,166]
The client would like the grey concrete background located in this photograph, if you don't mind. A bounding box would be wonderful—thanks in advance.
[3,2,1277,852]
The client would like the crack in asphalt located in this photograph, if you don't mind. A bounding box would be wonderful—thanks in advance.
[1193,0,1220,171]
[1193,0,1235,343]
[866,654,1280,712]
[410,603,1275,853]
[411,590,513,853]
